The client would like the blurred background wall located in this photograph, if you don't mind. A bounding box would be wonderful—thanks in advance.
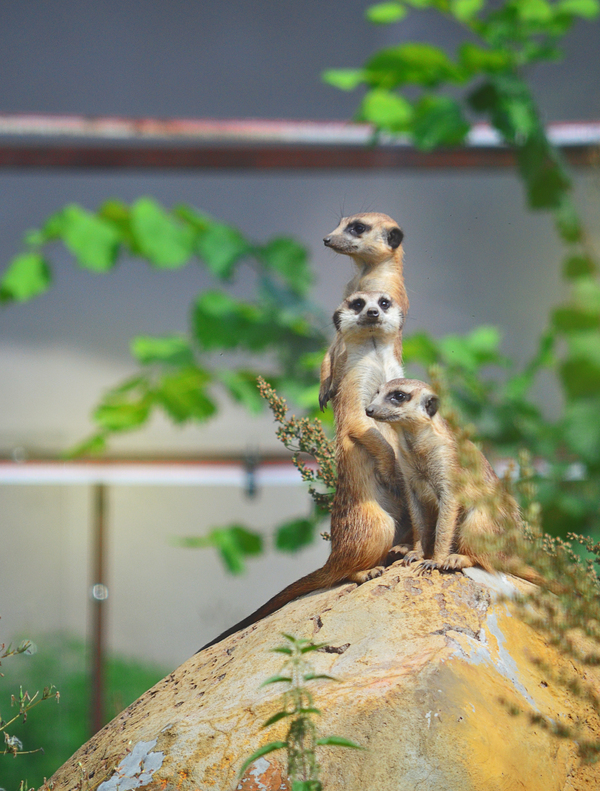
[0,0,599,670]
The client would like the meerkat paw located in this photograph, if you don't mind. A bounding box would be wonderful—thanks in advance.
[440,554,473,572]
[416,559,440,575]
[402,550,425,567]
[348,566,385,584]
[318,380,336,411]
[386,544,411,564]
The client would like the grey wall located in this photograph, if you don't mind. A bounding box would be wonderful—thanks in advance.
[0,1,599,667]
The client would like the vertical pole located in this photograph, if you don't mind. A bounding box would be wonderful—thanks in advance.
[90,483,108,735]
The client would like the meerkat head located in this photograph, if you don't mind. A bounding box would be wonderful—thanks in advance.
[323,212,404,265]
[332,291,403,341]
[366,378,439,425]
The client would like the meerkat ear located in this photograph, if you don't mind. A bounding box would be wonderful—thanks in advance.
[424,395,439,418]
[387,227,404,249]
[333,309,342,331]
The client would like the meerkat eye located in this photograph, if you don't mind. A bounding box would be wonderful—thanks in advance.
[349,298,366,312]
[388,391,408,404]
[346,221,370,237]
[378,297,391,310]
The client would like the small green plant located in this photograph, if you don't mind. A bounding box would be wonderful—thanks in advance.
[0,634,59,769]
[239,634,362,790]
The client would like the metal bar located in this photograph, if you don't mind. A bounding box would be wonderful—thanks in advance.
[0,460,307,486]
[0,115,597,170]
[0,143,596,171]
[90,483,108,735]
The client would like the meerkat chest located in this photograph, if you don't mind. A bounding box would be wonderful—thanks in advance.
[397,433,443,505]
[346,340,403,391]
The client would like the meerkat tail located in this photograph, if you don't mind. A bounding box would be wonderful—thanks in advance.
[197,564,346,652]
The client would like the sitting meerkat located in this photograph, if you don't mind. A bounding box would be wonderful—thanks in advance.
[320,212,408,410]
[366,378,521,573]
[199,293,408,651]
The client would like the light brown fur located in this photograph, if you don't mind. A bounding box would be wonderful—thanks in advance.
[200,293,407,651]
[366,378,522,574]
[320,213,408,409]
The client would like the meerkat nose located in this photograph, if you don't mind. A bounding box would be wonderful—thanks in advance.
[366,405,374,416]
[323,236,332,246]
[367,308,379,317]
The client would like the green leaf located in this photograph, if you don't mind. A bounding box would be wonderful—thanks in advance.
[271,646,294,655]
[554,197,582,242]
[560,332,600,398]
[238,741,287,777]
[131,335,195,366]
[193,291,275,351]
[216,369,264,414]
[366,2,407,23]
[412,95,470,150]
[60,204,120,272]
[292,783,322,791]
[358,89,413,131]
[131,197,195,268]
[187,525,263,574]
[196,222,250,279]
[563,254,596,280]
[229,525,263,556]
[0,253,52,302]
[365,43,465,89]
[303,673,339,682]
[260,675,293,687]
[263,710,294,727]
[94,397,152,432]
[258,237,312,296]
[450,0,484,21]
[563,397,600,463]
[321,69,366,91]
[459,43,513,75]
[402,331,440,366]
[154,367,215,423]
[275,518,316,552]
[315,736,365,749]
[558,0,599,18]
[516,0,554,22]
[64,432,107,459]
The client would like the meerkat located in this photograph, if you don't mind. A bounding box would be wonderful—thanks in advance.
[199,293,408,652]
[365,378,521,573]
[320,212,408,410]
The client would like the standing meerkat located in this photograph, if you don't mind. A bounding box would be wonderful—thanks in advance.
[199,292,407,651]
[320,212,408,410]
[366,378,521,573]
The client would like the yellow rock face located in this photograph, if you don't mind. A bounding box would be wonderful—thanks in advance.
[43,566,600,791]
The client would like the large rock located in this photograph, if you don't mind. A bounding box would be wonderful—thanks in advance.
[43,565,600,791]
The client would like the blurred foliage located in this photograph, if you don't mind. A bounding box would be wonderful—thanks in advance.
[0,198,329,458]
[0,634,165,791]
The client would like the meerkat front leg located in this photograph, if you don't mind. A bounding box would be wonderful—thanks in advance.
[350,425,397,481]
[418,495,460,573]
[403,487,426,566]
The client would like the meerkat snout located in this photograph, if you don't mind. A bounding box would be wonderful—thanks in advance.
[323,235,332,246]
[366,405,375,417]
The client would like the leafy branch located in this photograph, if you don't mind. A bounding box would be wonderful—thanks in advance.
[239,634,362,789]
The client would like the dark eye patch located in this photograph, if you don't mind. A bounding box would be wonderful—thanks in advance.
[388,390,410,404]
[378,296,391,310]
[346,221,371,237]
[348,298,366,312]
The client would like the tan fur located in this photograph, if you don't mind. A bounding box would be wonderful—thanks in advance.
[200,293,407,651]
[366,378,522,574]
[320,213,408,409]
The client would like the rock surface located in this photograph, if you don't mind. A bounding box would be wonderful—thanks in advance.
[44,565,600,791]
